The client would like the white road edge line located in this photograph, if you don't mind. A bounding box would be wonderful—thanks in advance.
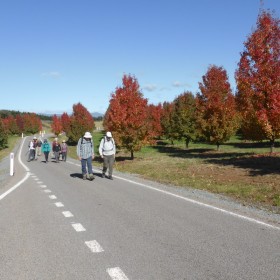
[66,160,280,231]
[112,174,280,231]
[107,267,129,280]
[85,240,104,253]
[0,137,30,201]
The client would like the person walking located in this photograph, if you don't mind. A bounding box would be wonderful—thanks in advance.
[27,137,36,162]
[41,139,51,163]
[36,137,42,156]
[61,140,68,162]
[77,132,95,180]
[99,131,116,180]
[52,138,61,163]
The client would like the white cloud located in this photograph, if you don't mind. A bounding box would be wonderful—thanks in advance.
[142,84,157,92]
[172,81,191,88]
[41,71,61,79]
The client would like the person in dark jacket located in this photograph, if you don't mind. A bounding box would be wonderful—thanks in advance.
[52,138,61,163]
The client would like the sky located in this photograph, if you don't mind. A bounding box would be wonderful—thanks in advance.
[0,0,279,115]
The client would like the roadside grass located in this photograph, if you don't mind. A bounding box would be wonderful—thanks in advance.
[0,136,21,161]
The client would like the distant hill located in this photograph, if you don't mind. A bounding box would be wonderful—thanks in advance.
[91,112,103,118]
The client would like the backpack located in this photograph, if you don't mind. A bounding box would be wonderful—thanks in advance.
[81,137,93,147]
[102,136,115,151]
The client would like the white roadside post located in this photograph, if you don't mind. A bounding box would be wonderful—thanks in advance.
[10,153,14,176]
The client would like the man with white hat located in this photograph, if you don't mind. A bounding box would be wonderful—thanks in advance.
[77,132,95,180]
[99,131,116,180]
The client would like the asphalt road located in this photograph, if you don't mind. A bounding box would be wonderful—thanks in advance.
[0,137,280,280]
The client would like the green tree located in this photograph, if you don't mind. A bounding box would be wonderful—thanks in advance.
[171,92,196,148]
[0,119,8,150]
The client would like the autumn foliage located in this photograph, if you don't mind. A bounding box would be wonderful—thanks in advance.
[196,65,239,150]
[67,103,95,144]
[51,115,63,136]
[235,10,280,151]
[103,74,150,159]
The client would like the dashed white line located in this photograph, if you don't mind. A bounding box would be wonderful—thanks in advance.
[107,267,129,280]
[55,202,64,207]
[37,181,43,184]
[85,240,104,253]
[62,211,74,218]
[49,195,57,200]
[44,189,52,193]
[40,185,47,188]
[72,223,86,232]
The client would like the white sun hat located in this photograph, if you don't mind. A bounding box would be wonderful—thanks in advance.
[106,131,112,138]
[84,132,92,138]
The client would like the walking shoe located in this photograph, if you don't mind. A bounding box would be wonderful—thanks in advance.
[89,173,95,181]
[108,176,113,180]
[83,174,87,180]
[101,173,105,178]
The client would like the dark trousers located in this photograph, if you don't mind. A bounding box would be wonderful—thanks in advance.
[102,155,115,177]
[61,152,67,161]
[44,151,49,162]
[28,149,35,161]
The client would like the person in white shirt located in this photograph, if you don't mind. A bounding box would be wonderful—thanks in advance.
[99,131,116,180]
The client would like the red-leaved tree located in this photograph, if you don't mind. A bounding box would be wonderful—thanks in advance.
[161,101,175,144]
[196,65,239,150]
[60,112,71,135]
[146,104,163,140]
[235,10,280,152]
[103,74,149,159]
[51,115,63,136]
[67,103,95,144]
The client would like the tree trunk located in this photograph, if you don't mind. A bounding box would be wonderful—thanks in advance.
[185,138,190,149]
[216,142,220,151]
[270,139,275,154]
[130,150,134,160]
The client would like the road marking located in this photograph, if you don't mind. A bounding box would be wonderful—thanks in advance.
[85,240,104,253]
[40,185,47,188]
[72,223,86,232]
[0,137,30,201]
[49,195,57,200]
[62,211,73,218]
[107,267,129,280]
[44,189,52,193]
[55,202,64,207]
[112,175,280,231]
[0,173,30,201]
[66,161,280,231]
[33,178,39,181]
[37,181,43,184]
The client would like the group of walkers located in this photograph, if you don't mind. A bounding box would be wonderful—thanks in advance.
[27,131,116,180]
[28,136,68,163]
[77,131,116,180]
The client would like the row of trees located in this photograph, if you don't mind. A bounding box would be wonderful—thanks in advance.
[51,103,95,144]
[103,10,280,157]
[0,113,42,149]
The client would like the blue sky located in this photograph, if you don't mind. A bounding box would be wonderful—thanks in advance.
[0,0,279,115]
